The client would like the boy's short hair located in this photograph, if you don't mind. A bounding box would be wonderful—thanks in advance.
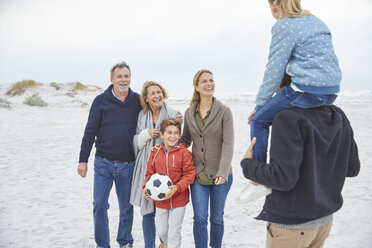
[160,118,181,133]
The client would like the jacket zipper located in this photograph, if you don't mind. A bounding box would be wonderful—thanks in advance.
[166,149,173,209]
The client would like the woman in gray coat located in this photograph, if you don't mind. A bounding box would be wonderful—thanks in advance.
[180,70,234,248]
[130,81,181,248]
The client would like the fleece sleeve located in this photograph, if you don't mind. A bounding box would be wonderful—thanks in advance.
[79,97,101,163]
[344,113,360,177]
[241,111,303,191]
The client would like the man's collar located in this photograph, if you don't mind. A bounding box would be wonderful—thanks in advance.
[111,87,131,102]
[111,88,122,101]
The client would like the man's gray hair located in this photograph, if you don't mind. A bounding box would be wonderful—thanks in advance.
[110,61,131,78]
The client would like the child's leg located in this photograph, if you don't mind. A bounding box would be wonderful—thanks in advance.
[250,86,301,162]
[155,207,169,246]
[167,206,186,248]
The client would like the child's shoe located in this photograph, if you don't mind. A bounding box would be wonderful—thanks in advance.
[235,182,272,204]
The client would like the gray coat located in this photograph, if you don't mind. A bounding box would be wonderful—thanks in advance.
[180,98,234,181]
[130,102,178,216]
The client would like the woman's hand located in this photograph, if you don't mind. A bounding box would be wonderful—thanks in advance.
[143,188,151,200]
[214,176,226,185]
[165,185,178,199]
[148,128,160,138]
[247,109,257,125]
[176,111,184,125]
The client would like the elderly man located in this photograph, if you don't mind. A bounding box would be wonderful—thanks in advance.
[77,61,141,248]
[241,105,360,248]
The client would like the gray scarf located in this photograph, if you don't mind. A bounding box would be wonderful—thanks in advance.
[130,102,178,215]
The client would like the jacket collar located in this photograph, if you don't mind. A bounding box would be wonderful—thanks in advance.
[153,142,186,153]
[104,84,134,104]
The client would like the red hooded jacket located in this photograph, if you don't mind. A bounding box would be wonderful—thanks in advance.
[144,142,196,209]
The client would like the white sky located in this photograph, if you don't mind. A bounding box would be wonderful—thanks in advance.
[1,0,371,95]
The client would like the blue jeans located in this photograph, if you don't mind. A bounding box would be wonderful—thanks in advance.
[190,174,233,248]
[250,86,337,162]
[142,211,156,248]
[93,156,134,248]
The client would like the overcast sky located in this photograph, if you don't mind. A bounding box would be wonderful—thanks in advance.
[1,0,371,95]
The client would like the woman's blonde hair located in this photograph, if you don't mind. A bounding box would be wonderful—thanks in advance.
[140,81,168,113]
[190,69,213,106]
[269,0,311,17]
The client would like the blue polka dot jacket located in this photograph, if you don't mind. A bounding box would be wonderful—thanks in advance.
[255,15,342,110]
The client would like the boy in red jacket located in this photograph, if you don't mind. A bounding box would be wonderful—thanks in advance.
[143,118,196,248]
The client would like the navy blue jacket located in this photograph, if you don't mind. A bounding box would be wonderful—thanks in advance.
[241,106,360,222]
[79,85,141,163]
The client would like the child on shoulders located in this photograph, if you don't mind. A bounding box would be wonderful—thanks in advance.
[242,0,341,203]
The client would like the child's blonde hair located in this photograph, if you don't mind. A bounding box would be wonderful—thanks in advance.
[269,0,311,17]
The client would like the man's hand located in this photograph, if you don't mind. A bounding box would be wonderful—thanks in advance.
[77,162,88,178]
[243,137,256,160]
[148,128,160,138]
[242,137,260,185]
[165,185,178,199]
[214,176,226,185]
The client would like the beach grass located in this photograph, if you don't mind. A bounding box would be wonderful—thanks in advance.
[6,80,43,97]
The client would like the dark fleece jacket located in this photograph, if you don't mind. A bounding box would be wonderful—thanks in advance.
[241,106,360,220]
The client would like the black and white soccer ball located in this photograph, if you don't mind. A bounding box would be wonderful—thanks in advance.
[145,173,173,201]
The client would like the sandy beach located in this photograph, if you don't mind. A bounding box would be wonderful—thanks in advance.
[0,84,371,247]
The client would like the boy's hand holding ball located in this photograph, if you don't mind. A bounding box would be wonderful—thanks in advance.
[165,185,178,200]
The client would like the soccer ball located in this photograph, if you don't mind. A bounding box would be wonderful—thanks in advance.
[145,173,173,201]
